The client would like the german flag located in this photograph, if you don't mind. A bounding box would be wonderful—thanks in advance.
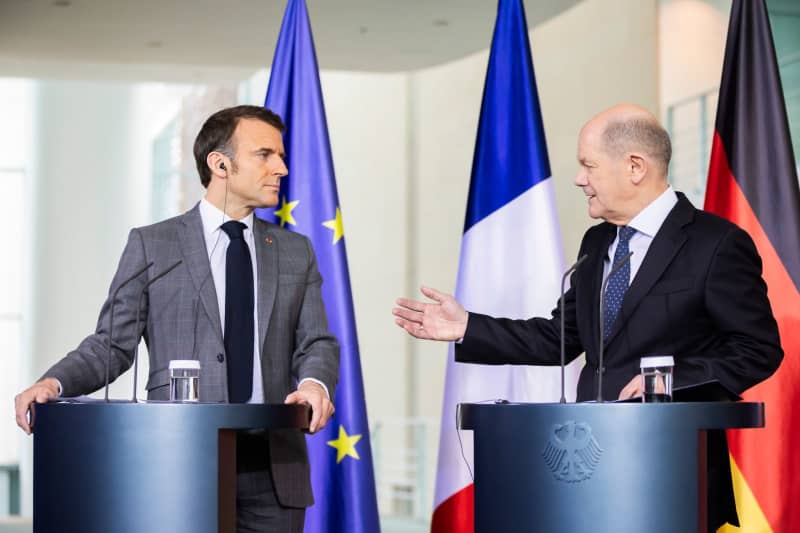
[704,0,800,531]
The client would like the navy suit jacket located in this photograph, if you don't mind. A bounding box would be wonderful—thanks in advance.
[457,193,782,400]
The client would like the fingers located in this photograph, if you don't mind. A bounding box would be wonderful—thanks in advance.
[286,384,335,434]
[393,317,432,340]
[618,375,643,400]
[14,382,57,435]
[14,393,32,435]
[284,391,304,405]
[308,395,323,433]
[391,306,423,324]
[420,285,447,303]
[394,297,425,313]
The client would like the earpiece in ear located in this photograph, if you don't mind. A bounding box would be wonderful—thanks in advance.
[219,162,226,170]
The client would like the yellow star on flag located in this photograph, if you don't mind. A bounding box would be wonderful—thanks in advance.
[322,207,345,244]
[326,425,362,464]
[274,195,299,227]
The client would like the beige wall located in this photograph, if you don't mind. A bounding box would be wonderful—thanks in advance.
[659,0,731,112]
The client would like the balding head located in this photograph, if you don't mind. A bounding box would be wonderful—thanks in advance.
[574,104,673,225]
[586,104,672,177]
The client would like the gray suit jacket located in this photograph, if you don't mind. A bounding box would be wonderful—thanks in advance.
[44,203,340,507]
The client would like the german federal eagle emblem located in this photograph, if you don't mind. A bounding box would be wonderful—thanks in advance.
[542,420,603,483]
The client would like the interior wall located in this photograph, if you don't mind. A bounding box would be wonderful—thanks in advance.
[659,0,731,113]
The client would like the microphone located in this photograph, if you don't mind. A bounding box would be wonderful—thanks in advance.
[596,251,634,403]
[105,262,154,402]
[559,254,588,403]
[131,260,184,402]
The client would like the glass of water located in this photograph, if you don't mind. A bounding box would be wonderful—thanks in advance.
[169,360,200,402]
[640,355,674,402]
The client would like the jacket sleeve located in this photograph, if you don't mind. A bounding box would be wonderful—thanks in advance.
[455,257,584,367]
[42,229,150,397]
[290,236,340,399]
[681,226,782,393]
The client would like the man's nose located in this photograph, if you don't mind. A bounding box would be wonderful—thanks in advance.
[276,159,289,177]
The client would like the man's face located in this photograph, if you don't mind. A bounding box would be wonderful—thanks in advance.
[226,118,288,209]
[573,125,632,224]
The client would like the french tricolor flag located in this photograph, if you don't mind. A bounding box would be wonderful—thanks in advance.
[431,0,579,530]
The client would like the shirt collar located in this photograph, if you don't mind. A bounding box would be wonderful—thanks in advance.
[626,185,678,238]
[199,198,255,242]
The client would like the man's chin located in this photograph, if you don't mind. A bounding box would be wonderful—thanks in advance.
[256,194,280,209]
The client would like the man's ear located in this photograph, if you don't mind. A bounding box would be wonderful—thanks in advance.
[207,151,229,179]
[628,153,647,185]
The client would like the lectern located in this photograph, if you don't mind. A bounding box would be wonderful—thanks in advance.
[33,402,309,533]
[459,402,763,533]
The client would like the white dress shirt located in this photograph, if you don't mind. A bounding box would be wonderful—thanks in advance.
[199,199,265,403]
[603,186,679,283]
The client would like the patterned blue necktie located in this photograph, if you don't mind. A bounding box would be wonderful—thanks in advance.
[221,220,254,403]
[603,225,636,340]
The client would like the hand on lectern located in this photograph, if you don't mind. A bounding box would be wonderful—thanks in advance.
[284,380,335,434]
[393,286,469,342]
[618,374,644,400]
[14,378,60,435]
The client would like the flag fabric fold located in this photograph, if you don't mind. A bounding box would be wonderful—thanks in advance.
[431,0,577,530]
[704,1,800,531]
[256,1,380,531]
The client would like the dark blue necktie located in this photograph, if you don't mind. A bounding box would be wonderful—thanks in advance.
[221,221,254,403]
[603,225,636,340]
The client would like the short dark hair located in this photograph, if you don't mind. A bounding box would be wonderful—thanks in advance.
[193,105,286,188]
[602,118,672,174]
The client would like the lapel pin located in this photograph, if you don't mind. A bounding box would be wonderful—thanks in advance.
[265,236,273,244]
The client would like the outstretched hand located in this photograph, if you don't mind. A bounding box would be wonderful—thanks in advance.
[393,286,468,341]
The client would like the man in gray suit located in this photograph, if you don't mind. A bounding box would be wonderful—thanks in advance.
[14,105,340,532]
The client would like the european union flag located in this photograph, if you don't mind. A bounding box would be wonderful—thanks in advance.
[255,0,381,531]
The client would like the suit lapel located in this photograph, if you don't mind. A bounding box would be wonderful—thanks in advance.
[584,224,616,358]
[178,204,223,345]
[253,219,278,354]
[605,194,694,345]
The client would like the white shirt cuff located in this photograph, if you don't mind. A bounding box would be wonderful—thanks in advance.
[298,378,330,399]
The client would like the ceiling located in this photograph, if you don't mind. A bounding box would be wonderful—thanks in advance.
[0,0,582,82]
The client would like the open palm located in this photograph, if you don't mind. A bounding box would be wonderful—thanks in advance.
[393,286,468,341]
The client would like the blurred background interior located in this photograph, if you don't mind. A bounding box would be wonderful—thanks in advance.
[0,0,798,531]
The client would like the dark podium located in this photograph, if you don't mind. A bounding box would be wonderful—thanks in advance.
[460,402,763,533]
[33,402,309,533]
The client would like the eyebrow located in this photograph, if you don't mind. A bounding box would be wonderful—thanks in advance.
[254,147,287,160]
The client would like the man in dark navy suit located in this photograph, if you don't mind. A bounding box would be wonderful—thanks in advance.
[393,104,782,531]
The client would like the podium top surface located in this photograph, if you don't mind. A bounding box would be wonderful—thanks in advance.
[33,401,310,432]
[459,401,764,431]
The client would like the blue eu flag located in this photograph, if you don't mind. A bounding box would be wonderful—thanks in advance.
[255,1,381,531]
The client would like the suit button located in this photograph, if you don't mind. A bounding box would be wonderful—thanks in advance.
[217,353,225,363]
